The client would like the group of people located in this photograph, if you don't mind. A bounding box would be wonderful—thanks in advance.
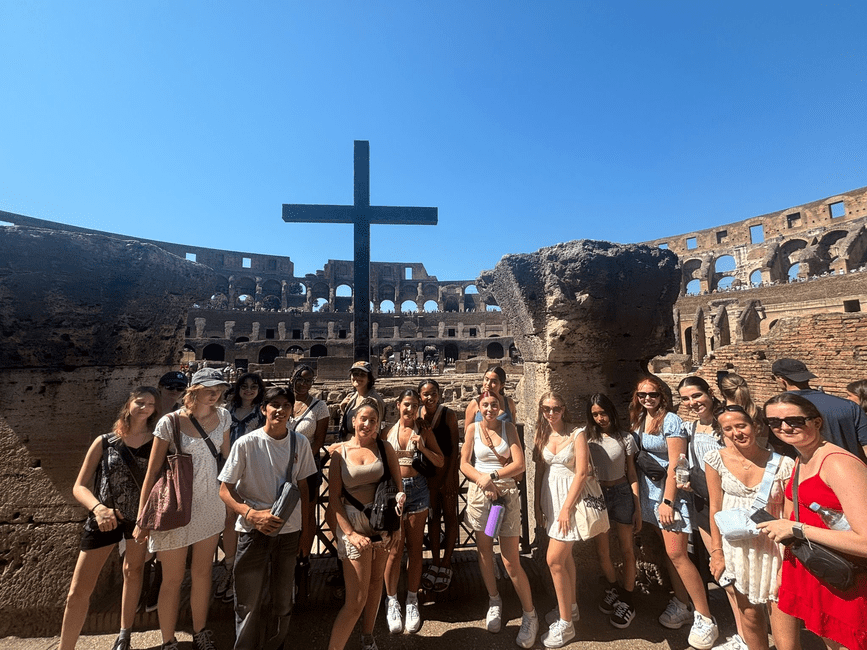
[59,360,867,650]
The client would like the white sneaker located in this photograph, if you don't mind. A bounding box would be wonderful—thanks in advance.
[405,599,421,634]
[386,597,403,634]
[486,597,503,633]
[515,611,539,649]
[687,612,719,650]
[544,603,579,625]
[658,596,692,629]
[541,619,575,649]
[718,634,748,650]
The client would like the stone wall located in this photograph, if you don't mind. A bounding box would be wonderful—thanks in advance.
[0,226,215,636]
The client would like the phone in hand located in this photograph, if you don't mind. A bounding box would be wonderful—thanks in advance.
[749,508,776,524]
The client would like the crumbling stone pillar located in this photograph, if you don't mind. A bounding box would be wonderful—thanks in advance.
[0,225,216,636]
[278,322,286,340]
[225,320,235,340]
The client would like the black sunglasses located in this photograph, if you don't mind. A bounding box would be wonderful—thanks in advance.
[636,392,660,400]
[766,416,814,430]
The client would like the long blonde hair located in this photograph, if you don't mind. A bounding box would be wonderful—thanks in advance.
[533,392,570,461]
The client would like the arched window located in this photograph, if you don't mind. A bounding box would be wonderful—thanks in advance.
[685,279,701,295]
[202,344,225,361]
[258,346,279,364]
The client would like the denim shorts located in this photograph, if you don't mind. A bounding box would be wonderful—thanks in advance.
[402,475,430,515]
[602,482,635,526]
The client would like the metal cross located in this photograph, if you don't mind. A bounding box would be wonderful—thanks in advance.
[283,140,438,361]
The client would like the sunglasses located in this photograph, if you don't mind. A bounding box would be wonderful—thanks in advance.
[542,406,564,415]
[162,385,186,391]
[766,416,814,430]
[715,404,747,416]
[293,376,315,385]
[636,392,660,400]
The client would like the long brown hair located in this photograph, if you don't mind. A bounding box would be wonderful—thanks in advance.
[628,375,671,434]
[533,392,570,461]
[113,386,161,438]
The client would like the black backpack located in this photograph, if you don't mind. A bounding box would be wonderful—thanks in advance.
[343,438,402,533]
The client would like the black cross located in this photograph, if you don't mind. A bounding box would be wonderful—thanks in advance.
[283,140,438,361]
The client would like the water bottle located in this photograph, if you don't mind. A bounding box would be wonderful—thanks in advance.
[675,453,690,486]
[809,502,850,531]
[485,498,505,538]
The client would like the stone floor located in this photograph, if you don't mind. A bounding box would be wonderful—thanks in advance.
[0,550,823,650]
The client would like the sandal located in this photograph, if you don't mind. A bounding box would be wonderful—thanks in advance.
[421,565,439,591]
[433,566,452,592]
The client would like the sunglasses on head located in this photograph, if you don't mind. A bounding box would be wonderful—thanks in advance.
[542,406,563,414]
[715,404,747,416]
[766,416,814,430]
[636,392,660,400]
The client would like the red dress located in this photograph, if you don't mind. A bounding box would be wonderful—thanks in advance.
[778,453,867,650]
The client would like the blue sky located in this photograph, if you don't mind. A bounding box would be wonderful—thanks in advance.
[2,2,866,281]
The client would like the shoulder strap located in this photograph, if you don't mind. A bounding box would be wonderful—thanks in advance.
[169,412,183,455]
[792,459,802,523]
[286,429,297,483]
[189,413,220,460]
[750,451,782,511]
[340,440,391,515]
[430,404,444,430]
[295,399,318,423]
[109,435,146,489]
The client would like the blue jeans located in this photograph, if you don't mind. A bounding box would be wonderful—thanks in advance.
[234,529,300,650]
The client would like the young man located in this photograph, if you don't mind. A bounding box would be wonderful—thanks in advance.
[219,386,316,650]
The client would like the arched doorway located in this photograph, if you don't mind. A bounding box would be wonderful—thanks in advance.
[258,345,280,364]
[202,343,225,362]
[310,344,328,357]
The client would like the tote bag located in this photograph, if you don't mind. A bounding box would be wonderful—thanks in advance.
[137,413,194,531]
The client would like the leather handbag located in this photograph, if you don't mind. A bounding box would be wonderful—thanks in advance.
[789,461,862,591]
[270,428,300,533]
[714,452,781,542]
[137,413,193,531]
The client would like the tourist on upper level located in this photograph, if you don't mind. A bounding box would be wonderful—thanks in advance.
[771,358,867,461]
[134,368,231,650]
[584,393,641,630]
[339,361,385,439]
[214,372,267,606]
[533,392,603,647]
[846,379,867,416]
[383,389,444,635]
[157,371,188,417]
[59,387,160,650]
[218,385,316,650]
[289,363,331,601]
[630,375,718,649]
[461,391,538,649]
[758,393,867,650]
[464,366,517,425]
[418,379,461,594]
[326,402,403,650]
[706,405,794,650]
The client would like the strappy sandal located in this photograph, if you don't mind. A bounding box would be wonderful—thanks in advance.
[433,566,452,592]
[421,565,439,591]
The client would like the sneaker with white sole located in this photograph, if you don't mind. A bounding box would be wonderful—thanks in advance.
[599,585,620,614]
[687,612,719,650]
[610,600,635,629]
[486,596,503,633]
[386,597,403,634]
[544,603,579,625]
[405,600,421,634]
[717,634,748,650]
[361,634,378,650]
[541,619,575,648]
[515,611,539,649]
[658,596,692,629]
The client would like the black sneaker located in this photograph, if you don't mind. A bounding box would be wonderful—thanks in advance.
[599,586,620,615]
[193,628,217,650]
[610,600,636,629]
[110,634,131,650]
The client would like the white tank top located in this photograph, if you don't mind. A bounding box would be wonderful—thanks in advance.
[474,421,510,474]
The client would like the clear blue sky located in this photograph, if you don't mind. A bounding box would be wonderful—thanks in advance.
[2,2,866,281]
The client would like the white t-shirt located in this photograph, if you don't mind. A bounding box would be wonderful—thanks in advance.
[219,427,316,535]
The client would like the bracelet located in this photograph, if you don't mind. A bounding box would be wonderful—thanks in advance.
[90,502,102,515]
[710,548,723,554]
[244,507,253,520]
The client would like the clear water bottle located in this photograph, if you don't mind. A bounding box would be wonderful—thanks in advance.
[675,453,690,485]
[809,502,850,531]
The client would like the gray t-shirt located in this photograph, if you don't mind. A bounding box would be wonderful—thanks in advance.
[587,431,637,483]
[219,427,316,534]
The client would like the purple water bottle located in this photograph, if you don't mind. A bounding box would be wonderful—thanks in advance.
[485,498,505,538]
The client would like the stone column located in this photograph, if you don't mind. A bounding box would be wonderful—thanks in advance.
[303,322,311,339]
[224,321,235,340]
[278,322,286,340]
[251,322,261,341]
[438,321,445,338]
[195,317,207,339]
[327,321,336,340]
[372,322,379,338]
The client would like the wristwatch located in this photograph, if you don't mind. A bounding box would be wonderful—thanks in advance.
[490,470,500,481]
[792,523,806,540]
[662,498,674,507]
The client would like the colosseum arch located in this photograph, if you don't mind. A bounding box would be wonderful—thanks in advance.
[486,341,505,359]
[234,276,256,308]
[202,343,226,361]
[380,299,396,313]
[310,282,330,302]
[681,258,706,294]
[261,278,281,298]
[261,295,281,310]
[400,300,418,313]
[214,275,230,296]
[310,344,328,357]
[774,239,808,281]
[286,345,304,357]
[423,300,439,312]
[710,255,736,291]
[258,345,280,364]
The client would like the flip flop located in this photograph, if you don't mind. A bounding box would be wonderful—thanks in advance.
[433,566,452,592]
[421,565,439,591]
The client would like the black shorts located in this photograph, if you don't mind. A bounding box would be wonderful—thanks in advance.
[79,517,137,551]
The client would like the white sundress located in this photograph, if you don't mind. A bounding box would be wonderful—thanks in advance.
[704,449,795,604]
[148,407,231,552]
[540,429,583,542]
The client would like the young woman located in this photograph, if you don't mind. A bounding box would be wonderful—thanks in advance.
[706,405,795,650]
[216,372,267,604]
[630,375,718,650]
[461,391,538,649]
[758,393,867,650]
[718,372,777,453]
[418,379,460,593]
[464,366,517,425]
[532,392,588,648]
[134,368,231,650]
[339,361,385,439]
[327,402,404,650]
[846,379,867,415]
[289,364,330,599]
[584,393,641,629]
[383,389,444,634]
[60,387,160,650]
